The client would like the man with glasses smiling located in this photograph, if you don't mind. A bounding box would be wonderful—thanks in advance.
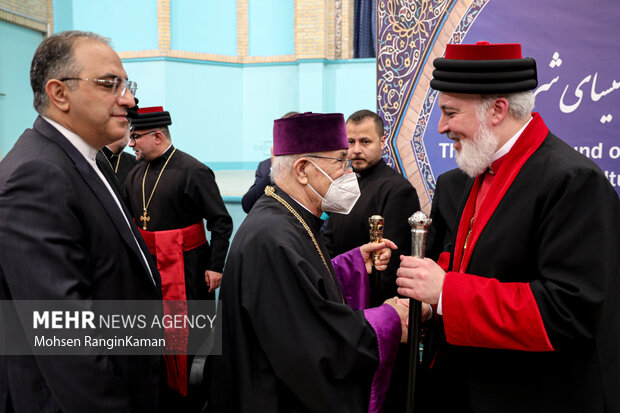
[212,112,414,413]
[0,31,161,412]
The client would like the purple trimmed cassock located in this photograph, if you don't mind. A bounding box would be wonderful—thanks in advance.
[209,185,401,413]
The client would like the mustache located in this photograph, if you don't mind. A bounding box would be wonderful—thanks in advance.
[351,156,366,161]
[447,132,459,140]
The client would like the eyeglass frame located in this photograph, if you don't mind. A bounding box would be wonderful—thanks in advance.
[129,130,159,142]
[303,154,353,172]
[60,76,137,97]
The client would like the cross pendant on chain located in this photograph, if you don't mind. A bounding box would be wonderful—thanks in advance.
[140,210,150,230]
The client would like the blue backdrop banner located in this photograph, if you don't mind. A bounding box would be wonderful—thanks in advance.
[377,0,620,212]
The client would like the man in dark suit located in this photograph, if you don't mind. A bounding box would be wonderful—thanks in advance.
[0,31,162,412]
[241,157,271,213]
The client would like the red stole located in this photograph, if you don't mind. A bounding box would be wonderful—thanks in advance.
[452,113,548,273]
[138,222,207,397]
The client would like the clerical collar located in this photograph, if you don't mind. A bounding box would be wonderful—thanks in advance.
[150,144,174,166]
[289,194,316,215]
[288,194,328,220]
[101,146,114,160]
[274,186,324,230]
[42,115,99,163]
[490,117,533,165]
[356,157,384,178]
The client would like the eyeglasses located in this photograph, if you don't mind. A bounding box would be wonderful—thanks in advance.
[60,76,137,97]
[304,154,353,172]
[130,130,158,142]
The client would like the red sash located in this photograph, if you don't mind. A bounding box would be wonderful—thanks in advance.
[138,222,206,397]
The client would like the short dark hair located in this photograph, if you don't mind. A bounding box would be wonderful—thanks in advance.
[281,111,300,119]
[30,31,109,113]
[159,126,171,140]
[346,109,384,138]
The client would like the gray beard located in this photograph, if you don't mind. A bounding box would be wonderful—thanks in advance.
[453,122,498,177]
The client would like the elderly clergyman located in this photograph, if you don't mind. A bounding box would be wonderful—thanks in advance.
[211,112,412,413]
[397,41,620,412]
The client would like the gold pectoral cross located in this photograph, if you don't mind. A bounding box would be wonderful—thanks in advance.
[140,210,151,230]
[463,217,474,251]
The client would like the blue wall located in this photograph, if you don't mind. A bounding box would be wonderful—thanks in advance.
[249,0,294,56]
[0,21,41,156]
[60,0,159,51]
[241,62,299,160]
[171,0,237,55]
[122,58,375,166]
[0,2,379,168]
[323,58,377,115]
[124,58,244,162]
[53,0,73,32]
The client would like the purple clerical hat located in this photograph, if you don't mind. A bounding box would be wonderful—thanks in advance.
[273,112,348,156]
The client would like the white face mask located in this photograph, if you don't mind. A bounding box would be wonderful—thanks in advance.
[307,160,361,214]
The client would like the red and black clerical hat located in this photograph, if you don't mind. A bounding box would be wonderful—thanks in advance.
[129,106,172,130]
[430,41,538,94]
[273,112,348,156]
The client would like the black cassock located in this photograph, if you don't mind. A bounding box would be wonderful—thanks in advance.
[323,159,420,305]
[99,146,140,190]
[426,167,470,261]
[125,146,232,300]
[323,160,420,413]
[210,185,401,413]
[429,114,620,413]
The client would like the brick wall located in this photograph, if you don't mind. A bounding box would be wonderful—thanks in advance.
[295,0,329,59]
[157,0,170,54]
[4,0,357,64]
[0,0,52,33]
[295,0,353,61]
[237,0,249,59]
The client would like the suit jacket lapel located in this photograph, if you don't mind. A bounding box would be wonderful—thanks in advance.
[96,150,121,192]
[33,117,160,290]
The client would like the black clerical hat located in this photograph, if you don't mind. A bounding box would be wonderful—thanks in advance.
[126,97,139,120]
[430,41,538,94]
[129,106,172,130]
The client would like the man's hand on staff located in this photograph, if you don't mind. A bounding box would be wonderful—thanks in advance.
[359,238,398,274]
[396,256,445,305]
